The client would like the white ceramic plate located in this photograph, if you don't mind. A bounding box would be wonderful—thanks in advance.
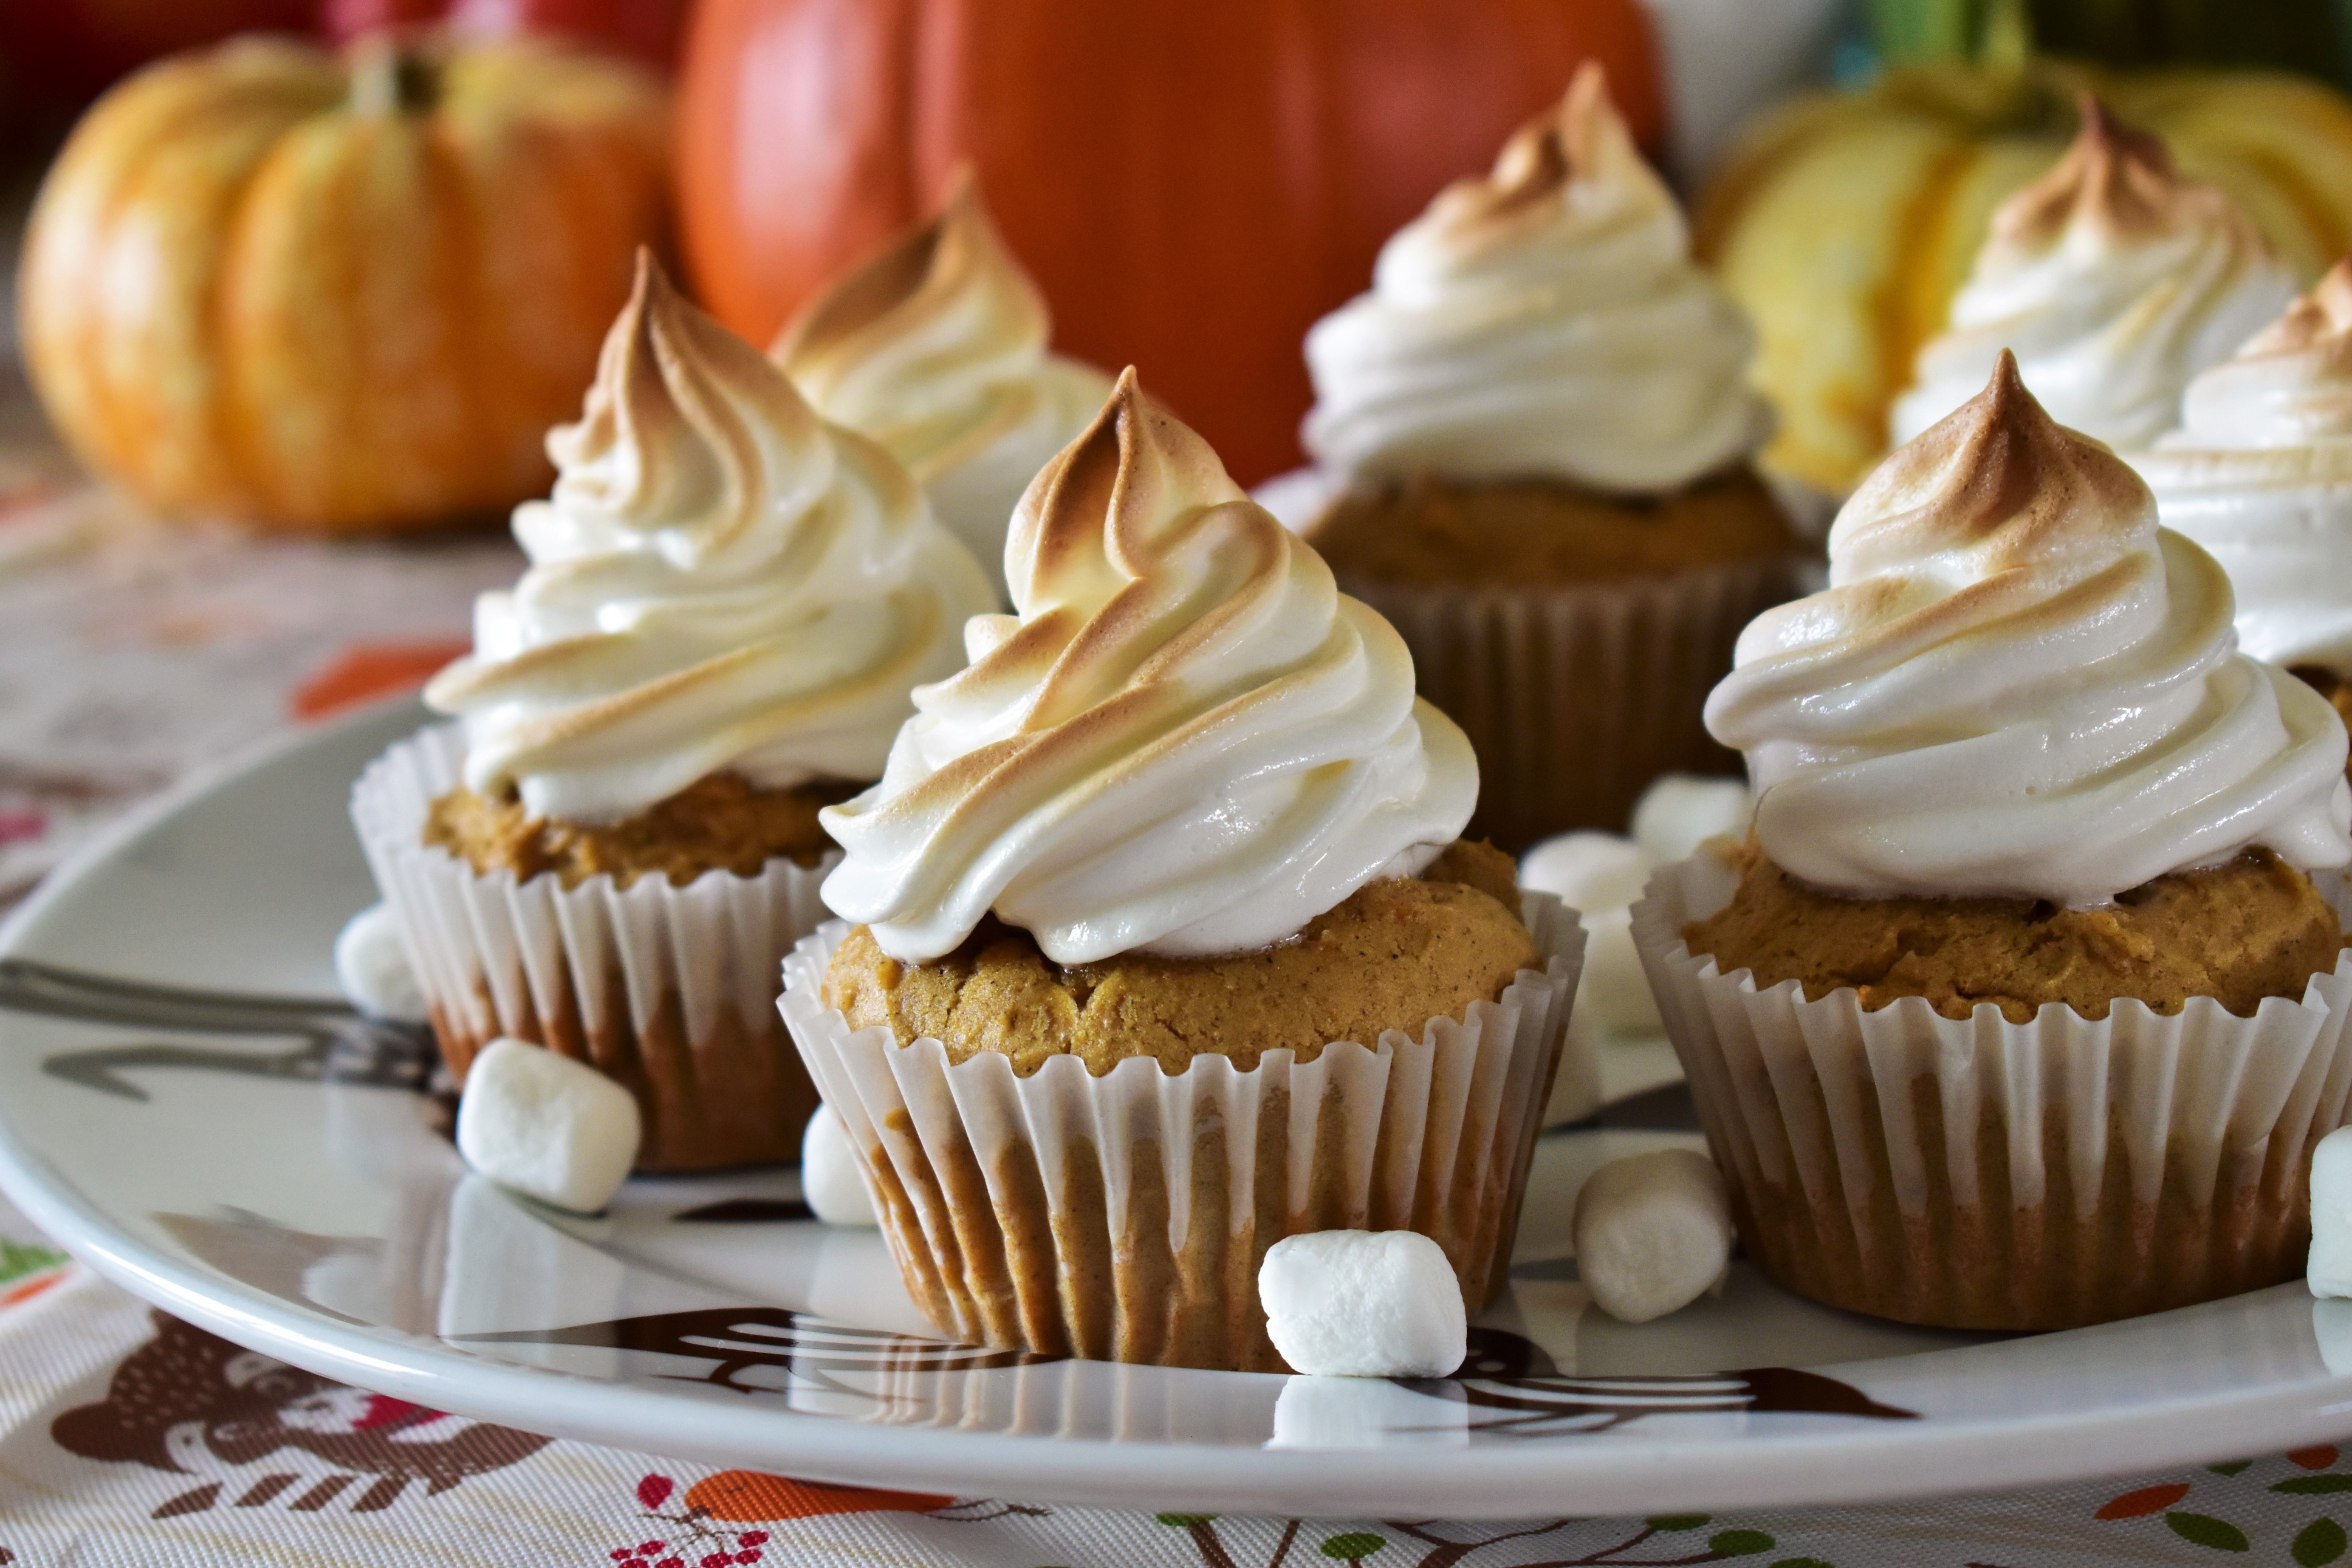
[5,700,2352,1519]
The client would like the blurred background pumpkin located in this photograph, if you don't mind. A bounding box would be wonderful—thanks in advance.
[319,0,689,68]
[1697,0,2352,495]
[672,0,1668,486]
[16,29,671,534]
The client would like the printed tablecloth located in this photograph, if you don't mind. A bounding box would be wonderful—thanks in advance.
[4,472,2352,1568]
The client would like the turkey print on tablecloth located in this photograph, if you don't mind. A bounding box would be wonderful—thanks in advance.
[50,1310,548,1519]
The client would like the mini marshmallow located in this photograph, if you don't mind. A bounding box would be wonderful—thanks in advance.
[1520,832,1657,1036]
[455,1038,641,1214]
[1573,1149,1734,1324]
[2310,1125,2352,1298]
[801,1103,878,1227]
[333,903,429,1024]
[1259,1229,1466,1378]
[1629,774,1754,867]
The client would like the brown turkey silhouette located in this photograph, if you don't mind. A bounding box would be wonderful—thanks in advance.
[53,1311,548,1518]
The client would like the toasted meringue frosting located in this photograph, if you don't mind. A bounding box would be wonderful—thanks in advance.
[1299,63,1771,496]
[1708,351,2350,903]
[1890,99,2296,452]
[820,371,1479,964]
[2132,260,2352,672]
[774,179,1114,585]
[426,254,997,824]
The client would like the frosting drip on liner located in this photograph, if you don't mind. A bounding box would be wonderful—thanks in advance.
[427,253,997,824]
[2133,260,2352,672]
[820,371,1479,965]
[1890,97,2296,452]
[1708,351,2351,904]
[774,177,1114,576]
[1300,62,1770,495]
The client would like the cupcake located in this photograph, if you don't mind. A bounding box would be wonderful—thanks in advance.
[772,176,1115,594]
[1634,350,2352,1331]
[1889,98,2295,452]
[353,253,997,1171]
[2132,259,2352,759]
[1296,63,1804,848]
[781,372,1585,1370]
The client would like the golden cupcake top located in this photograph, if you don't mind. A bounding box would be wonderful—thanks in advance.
[427,251,995,823]
[773,176,1113,576]
[1891,97,2295,451]
[820,370,1478,964]
[1301,63,1770,495]
[1711,350,2351,904]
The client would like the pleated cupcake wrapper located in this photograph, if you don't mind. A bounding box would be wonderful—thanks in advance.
[1630,851,2352,1330]
[779,894,1586,1371]
[1341,557,1803,847]
[350,724,831,1172]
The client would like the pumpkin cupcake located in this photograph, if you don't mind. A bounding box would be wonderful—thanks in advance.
[1634,351,2352,1331]
[353,252,997,1171]
[1296,63,1804,848]
[1890,98,2294,452]
[772,176,1115,598]
[2131,258,2352,773]
[782,372,1585,1371]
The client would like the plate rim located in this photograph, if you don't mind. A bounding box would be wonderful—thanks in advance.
[3,701,2352,1517]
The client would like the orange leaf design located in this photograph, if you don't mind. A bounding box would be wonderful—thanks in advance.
[682,1470,955,1524]
[2292,1445,2341,1470]
[291,639,469,722]
[2097,1482,2193,1520]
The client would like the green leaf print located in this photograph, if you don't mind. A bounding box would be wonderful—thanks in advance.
[2295,1518,2348,1567]
[0,1240,65,1288]
[2279,1479,2352,1495]
[1318,1533,1386,1562]
[1707,1530,1776,1557]
[2165,1512,2251,1552]
[1646,1515,1710,1531]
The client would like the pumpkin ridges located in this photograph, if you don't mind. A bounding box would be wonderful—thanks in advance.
[1703,62,2352,494]
[1870,138,1982,457]
[23,32,669,532]
[23,51,333,517]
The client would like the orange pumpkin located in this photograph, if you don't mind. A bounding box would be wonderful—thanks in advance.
[674,0,1663,485]
[19,31,671,534]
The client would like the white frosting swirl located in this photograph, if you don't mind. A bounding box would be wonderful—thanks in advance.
[1708,351,2350,902]
[1299,63,1770,495]
[1891,99,2296,452]
[774,178,1114,584]
[426,254,997,824]
[2132,260,2352,673]
[821,371,1479,964]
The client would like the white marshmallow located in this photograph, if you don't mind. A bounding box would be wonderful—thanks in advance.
[1629,774,1754,867]
[2310,1124,2352,1298]
[1259,1229,1466,1378]
[455,1038,641,1214]
[1268,1373,1470,1448]
[333,903,429,1024]
[1573,1149,1734,1324]
[1520,833,1660,1036]
[801,1103,878,1227]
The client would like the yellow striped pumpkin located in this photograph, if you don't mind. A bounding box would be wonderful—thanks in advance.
[1695,62,2352,496]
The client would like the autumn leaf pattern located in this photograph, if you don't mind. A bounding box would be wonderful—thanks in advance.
[2096,1453,2352,1562]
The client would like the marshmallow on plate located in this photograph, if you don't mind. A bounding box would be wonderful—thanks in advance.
[1520,774,1754,1040]
[455,1038,641,1214]
[333,902,429,1024]
[801,1104,879,1227]
[1573,1148,1734,1323]
[2311,1124,2352,1297]
[1259,1229,1466,1377]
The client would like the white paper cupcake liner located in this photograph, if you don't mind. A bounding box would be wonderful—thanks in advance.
[351,724,835,1171]
[1342,557,1802,847]
[1631,850,2352,1330]
[779,893,1586,1370]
